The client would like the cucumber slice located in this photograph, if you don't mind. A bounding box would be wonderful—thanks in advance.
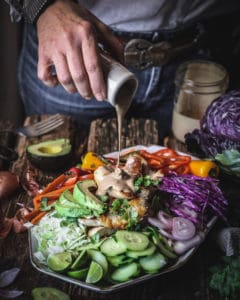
[116,230,149,251]
[100,237,127,256]
[127,242,156,258]
[111,262,139,282]
[87,249,108,276]
[139,252,167,273]
[32,287,70,300]
[107,255,134,267]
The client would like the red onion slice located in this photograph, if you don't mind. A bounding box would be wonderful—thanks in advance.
[147,217,169,229]
[157,211,173,230]
[159,228,175,240]
[172,217,196,241]
[173,232,205,254]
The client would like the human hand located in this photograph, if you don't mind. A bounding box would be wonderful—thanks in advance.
[36,0,124,100]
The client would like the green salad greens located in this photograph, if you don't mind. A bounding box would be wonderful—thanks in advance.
[33,212,88,262]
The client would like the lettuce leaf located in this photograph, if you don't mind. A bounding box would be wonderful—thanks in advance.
[215,149,240,177]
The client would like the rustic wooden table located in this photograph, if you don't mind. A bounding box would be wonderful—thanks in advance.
[0,115,231,300]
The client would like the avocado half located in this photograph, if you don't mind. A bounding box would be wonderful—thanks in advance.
[26,138,73,171]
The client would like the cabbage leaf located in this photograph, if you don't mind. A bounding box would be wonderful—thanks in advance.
[215,149,240,177]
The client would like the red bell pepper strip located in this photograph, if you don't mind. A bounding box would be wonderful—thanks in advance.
[152,148,178,157]
[77,173,94,181]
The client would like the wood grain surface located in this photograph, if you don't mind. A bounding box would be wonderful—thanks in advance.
[88,118,159,154]
[0,115,225,300]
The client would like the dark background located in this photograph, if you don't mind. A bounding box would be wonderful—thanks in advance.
[0,1,23,125]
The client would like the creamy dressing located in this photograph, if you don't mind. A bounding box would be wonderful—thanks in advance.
[94,165,135,198]
[114,77,137,167]
[94,97,136,199]
[95,76,137,197]
[115,103,125,168]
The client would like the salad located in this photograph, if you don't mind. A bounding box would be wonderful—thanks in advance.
[26,146,227,287]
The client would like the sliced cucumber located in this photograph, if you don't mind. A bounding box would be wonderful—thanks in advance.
[127,242,156,258]
[116,230,149,251]
[107,254,134,267]
[139,252,167,273]
[100,237,126,256]
[87,249,108,276]
[111,262,139,282]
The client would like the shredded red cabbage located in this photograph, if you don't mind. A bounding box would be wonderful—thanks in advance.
[158,174,228,224]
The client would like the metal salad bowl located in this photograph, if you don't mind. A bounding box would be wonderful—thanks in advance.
[28,217,216,293]
[28,145,218,293]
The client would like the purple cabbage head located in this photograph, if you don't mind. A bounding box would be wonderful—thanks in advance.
[185,89,240,157]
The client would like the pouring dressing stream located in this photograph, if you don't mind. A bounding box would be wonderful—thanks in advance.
[100,52,138,167]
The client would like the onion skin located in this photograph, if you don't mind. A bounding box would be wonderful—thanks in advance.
[0,171,19,199]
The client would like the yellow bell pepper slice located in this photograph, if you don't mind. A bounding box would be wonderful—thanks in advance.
[189,160,219,178]
[81,151,105,171]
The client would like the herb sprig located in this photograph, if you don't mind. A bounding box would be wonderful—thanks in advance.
[209,253,240,299]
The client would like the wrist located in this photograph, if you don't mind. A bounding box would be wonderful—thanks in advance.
[22,0,56,24]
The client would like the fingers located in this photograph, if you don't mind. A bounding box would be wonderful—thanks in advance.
[38,49,105,100]
[53,53,78,94]
[37,57,59,88]
[38,28,106,100]
[66,45,93,99]
[80,27,107,100]
[36,0,123,101]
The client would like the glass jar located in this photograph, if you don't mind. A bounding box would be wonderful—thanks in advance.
[172,60,229,143]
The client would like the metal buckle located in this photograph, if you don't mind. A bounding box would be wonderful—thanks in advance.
[124,39,172,70]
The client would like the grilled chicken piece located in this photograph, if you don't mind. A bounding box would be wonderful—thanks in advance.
[87,226,115,238]
[94,165,113,182]
[123,153,149,176]
[79,154,150,229]
[79,197,147,229]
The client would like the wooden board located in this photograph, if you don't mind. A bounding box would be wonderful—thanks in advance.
[88,118,159,154]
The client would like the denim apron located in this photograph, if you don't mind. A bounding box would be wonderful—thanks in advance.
[18,23,211,143]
